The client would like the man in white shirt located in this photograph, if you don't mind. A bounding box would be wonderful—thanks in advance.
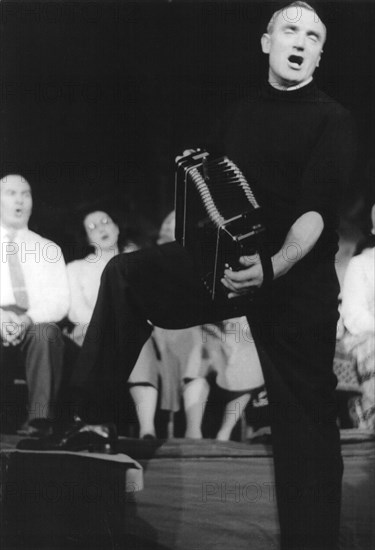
[0,174,70,435]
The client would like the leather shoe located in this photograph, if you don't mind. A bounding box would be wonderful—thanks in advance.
[17,419,52,438]
[16,416,117,453]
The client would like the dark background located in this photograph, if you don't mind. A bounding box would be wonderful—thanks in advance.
[1,1,374,258]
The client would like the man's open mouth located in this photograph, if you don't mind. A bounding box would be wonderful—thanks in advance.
[288,55,304,67]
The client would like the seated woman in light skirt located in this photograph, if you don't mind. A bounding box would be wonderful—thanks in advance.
[128,211,266,440]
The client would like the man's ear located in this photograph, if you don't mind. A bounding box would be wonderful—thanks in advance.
[316,50,323,68]
[261,33,271,54]
[370,203,375,234]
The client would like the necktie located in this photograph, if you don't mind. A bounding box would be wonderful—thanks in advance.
[6,231,30,310]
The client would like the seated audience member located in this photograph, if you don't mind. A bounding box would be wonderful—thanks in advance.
[128,212,265,441]
[0,174,69,435]
[67,206,138,346]
[340,203,375,430]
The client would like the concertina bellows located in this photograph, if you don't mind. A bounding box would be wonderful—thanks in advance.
[175,150,273,304]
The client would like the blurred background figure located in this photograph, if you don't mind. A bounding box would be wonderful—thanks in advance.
[339,203,375,430]
[127,210,180,439]
[0,174,69,436]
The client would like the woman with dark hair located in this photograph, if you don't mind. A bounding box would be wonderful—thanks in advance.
[67,208,138,346]
[340,204,375,430]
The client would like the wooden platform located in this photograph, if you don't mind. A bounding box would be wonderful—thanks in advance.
[0,438,143,549]
[1,431,374,550]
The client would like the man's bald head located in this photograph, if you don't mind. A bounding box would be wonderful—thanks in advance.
[266,2,326,42]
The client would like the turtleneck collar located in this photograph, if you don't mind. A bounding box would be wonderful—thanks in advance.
[261,79,318,101]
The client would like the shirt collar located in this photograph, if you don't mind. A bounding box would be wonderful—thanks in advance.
[0,224,28,241]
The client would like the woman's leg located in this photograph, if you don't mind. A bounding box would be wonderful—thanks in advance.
[128,384,158,438]
[216,391,251,441]
[183,377,210,439]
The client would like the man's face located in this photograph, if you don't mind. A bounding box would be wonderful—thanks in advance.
[0,175,33,231]
[261,7,326,89]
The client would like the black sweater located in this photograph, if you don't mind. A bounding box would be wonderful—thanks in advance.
[212,80,356,324]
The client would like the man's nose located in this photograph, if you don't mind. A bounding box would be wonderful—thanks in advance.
[293,33,305,50]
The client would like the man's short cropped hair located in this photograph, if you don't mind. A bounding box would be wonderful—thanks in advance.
[266,2,326,35]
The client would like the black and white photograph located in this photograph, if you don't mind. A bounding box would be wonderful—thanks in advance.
[0,1,374,549]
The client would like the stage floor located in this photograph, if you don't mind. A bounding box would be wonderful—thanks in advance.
[1,430,374,550]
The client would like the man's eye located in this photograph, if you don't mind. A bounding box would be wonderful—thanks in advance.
[88,223,96,231]
[102,218,109,225]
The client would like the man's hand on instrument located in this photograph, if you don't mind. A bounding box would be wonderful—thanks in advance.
[221,254,264,298]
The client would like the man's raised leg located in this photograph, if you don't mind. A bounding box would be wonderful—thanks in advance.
[71,241,238,423]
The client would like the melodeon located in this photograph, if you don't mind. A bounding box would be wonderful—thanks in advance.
[175,150,272,303]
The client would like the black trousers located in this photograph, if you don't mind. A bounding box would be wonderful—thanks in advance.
[72,242,342,550]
